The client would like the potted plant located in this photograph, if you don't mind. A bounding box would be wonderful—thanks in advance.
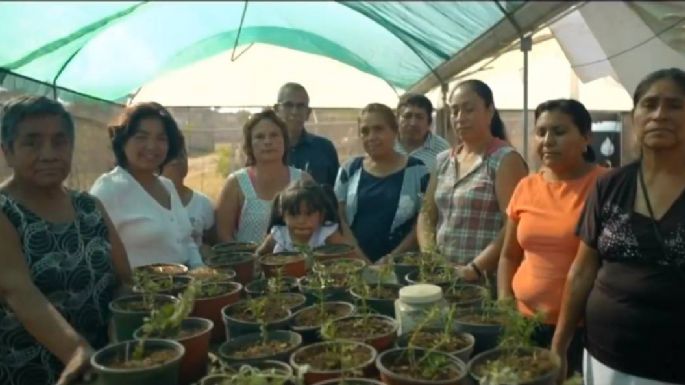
[291,301,356,343]
[192,280,243,342]
[290,340,377,385]
[109,293,179,342]
[91,338,185,385]
[467,301,559,385]
[200,361,292,385]
[218,329,302,366]
[350,263,399,318]
[396,305,475,363]
[454,283,506,355]
[312,258,366,280]
[321,312,398,353]
[375,347,467,385]
[440,282,487,308]
[313,243,357,262]
[389,251,441,285]
[132,270,194,297]
[245,273,299,298]
[221,296,292,339]
[133,282,214,385]
[208,245,256,285]
[259,251,307,278]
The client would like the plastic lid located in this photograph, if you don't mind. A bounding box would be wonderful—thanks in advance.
[399,284,443,304]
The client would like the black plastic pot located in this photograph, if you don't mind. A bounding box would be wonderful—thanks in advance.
[454,309,504,356]
[221,299,292,338]
[218,330,302,366]
[349,284,400,318]
[376,347,467,385]
[91,339,185,385]
[109,294,179,342]
[467,347,560,385]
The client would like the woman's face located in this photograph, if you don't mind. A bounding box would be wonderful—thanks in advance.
[161,150,188,184]
[633,78,685,151]
[250,119,285,164]
[359,111,397,158]
[123,117,169,173]
[534,110,589,173]
[3,114,73,187]
[449,86,494,143]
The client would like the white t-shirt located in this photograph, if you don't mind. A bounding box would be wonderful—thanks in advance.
[185,191,214,247]
[89,166,204,269]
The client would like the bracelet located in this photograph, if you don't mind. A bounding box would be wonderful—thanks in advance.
[468,261,483,278]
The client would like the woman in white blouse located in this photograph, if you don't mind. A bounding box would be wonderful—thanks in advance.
[90,102,203,269]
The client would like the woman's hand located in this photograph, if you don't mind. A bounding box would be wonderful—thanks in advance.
[550,345,568,385]
[56,342,95,385]
[455,263,481,283]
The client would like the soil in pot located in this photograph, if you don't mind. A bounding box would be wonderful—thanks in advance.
[377,348,465,384]
[133,275,194,296]
[350,284,400,318]
[455,309,506,355]
[226,300,290,323]
[293,302,355,328]
[207,251,255,285]
[107,349,178,369]
[405,267,457,286]
[313,258,366,277]
[219,330,302,366]
[188,266,237,283]
[134,263,189,276]
[323,315,398,352]
[264,292,307,312]
[469,347,559,385]
[212,241,258,253]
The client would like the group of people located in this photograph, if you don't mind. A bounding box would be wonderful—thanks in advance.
[0,68,683,385]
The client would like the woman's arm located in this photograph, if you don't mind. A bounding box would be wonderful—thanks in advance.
[325,230,348,245]
[93,198,132,295]
[551,242,600,381]
[390,225,418,256]
[337,202,372,263]
[215,174,243,243]
[0,212,91,381]
[461,152,528,281]
[497,218,523,299]
[417,172,439,252]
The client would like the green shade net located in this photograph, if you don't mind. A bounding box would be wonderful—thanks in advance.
[0,1,522,103]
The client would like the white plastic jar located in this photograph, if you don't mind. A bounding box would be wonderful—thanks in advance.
[394,283,447,336]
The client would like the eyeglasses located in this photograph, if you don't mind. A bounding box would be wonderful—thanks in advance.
[278,101,309,111]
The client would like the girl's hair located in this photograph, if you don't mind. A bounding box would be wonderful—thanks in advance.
[451,79,507,140]
[267,179,341,232]
[534,98,596,162]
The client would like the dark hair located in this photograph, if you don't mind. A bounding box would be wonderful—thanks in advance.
[267,179,341,232]
[397,93,433,124]
[535,99,596,162]
[1,96,74,149]
[108,102,183,169]
[632,68,685,107]
[452,79,507,140]
[242,108,290,166]
[277,82,310,103]
[359,103,398,133]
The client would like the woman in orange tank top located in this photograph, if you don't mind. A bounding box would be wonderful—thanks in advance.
[498,99,605,378]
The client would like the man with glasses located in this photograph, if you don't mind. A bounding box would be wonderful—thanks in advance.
[394,94,450,172]
[274,82,340,187]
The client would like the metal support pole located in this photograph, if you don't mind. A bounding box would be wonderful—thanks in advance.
[521,34,533,163]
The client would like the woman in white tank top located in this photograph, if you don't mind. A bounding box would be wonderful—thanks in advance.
[216,109,310,244]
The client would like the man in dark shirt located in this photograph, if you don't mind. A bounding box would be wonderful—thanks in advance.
[274,82,340,186]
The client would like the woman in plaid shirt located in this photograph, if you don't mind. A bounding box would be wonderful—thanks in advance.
[417,80,528,282]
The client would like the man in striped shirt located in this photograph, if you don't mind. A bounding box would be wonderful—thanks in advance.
[394,94,450,172]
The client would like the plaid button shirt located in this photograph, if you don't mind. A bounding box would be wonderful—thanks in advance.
[434,139,515,263]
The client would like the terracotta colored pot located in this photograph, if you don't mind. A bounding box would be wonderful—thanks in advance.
[191,281,242,342]
[259,252,307,278]
[134,317,213,385]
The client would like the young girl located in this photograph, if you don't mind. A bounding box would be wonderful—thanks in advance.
[257,179,347,255]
